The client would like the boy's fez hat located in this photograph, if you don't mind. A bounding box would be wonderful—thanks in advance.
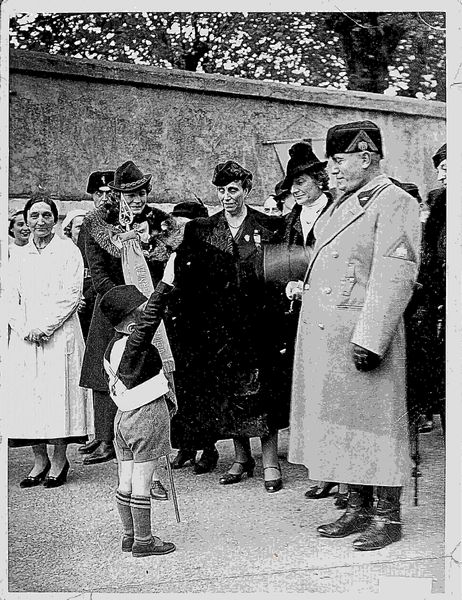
[326,120,383,158]
[86,171,115,194]
[432,143,446,168]
[100,285,147,327]
[109,161,152,192]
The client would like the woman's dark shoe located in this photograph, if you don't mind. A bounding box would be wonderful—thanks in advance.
[43,460,70,488]
[171,449,196,469]
[264,465,283,493]
[83,441,116,465]
[305,481,338,499]
[19,460,51,488]
[150,480,168,501]
[78,439,101,455]
[194,447,219,475]
[334,492,349,509]
[219,457,255,485]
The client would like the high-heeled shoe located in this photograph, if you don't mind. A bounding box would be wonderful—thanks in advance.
[264,464,283,493]
[219,457,255,485]
[171,449,196,469]
[304,481,338,499]
[19,460,51,488]
[43,460,70,488]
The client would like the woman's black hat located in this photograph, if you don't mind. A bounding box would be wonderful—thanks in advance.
[109,161,152,193]
[212,160,253,190]
[432,143,446,169]
[86,171,115,194]
[100,285,147,327]
[282,142,327,189]
[171,201,208,220]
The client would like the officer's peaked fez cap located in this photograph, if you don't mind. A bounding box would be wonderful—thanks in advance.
[100,285,148,328]
[326,120,383,158]
[212,160,253,189]
[432,143,446,168]
[86,171,115,194]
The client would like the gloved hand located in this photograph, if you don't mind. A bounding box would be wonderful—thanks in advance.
[352,344,381,372]
[162,252,177,286]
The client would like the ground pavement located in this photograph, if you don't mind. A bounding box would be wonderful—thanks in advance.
[7,420,452,595]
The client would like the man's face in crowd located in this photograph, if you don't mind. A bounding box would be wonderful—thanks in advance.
[329,152,369,194]
[217,180,248,216]
[71,215,85,245]
[436,159,446,188]
[92,188,111,209]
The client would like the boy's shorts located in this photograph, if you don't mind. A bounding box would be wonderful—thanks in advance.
[114,396,172,463]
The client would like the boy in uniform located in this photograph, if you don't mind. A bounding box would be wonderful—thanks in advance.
[99,254,177,558]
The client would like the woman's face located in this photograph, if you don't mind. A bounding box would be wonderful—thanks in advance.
[291,173,322,206]
[121,189,148,215]
[217,180,248,216]
[70,215,85,245]
[26,201,55,240]
[11,215,30,245]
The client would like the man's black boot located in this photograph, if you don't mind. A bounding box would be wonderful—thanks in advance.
[353,486,402,551]
[317,485,373,538]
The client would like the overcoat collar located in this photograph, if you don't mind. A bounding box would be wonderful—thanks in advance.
[304,174,392,283]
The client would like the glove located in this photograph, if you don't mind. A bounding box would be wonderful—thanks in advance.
[352,344,381,372]
[162,252,177,286]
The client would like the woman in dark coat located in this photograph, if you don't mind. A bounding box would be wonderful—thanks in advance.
[181,160,287,492]
[79,161,171,498]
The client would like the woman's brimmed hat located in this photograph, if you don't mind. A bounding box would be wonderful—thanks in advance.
[212,160,253,190]
[109,161,152,193]
[282,142,327,189]
[100,284,148,327]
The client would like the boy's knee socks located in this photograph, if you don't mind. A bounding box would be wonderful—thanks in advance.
[130,495,152,543]
[116,490,134,537]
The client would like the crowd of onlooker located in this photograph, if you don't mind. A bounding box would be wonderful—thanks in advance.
[6,122,446,557]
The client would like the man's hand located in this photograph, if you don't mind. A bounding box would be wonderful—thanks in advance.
[25,328,48,345]
[162,252,177,286]
[352,344,381,372]
[285,280,304,301]
[78,296,86,312]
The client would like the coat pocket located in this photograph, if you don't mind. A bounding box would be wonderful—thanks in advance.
[336,262,364,310]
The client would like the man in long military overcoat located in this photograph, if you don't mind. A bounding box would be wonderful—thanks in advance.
[288,121,421,550]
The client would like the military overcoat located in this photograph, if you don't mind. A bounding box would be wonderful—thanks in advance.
[288,175,421,486]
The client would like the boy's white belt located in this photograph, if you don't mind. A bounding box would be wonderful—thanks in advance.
[104,337,169,412]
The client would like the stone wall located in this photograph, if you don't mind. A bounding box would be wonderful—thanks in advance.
[9,50,446,216]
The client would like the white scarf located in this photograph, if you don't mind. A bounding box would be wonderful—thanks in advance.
[300,193,329,245]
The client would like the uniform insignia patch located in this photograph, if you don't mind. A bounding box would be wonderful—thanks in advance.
[385,234,417,262]
[345,130,379,154]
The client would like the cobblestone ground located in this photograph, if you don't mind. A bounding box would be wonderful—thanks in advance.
[7,420,452,595]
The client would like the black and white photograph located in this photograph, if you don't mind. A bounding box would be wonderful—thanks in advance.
[1,1,460,597]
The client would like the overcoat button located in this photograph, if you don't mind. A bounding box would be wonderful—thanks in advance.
[324,287,332,294]
[304,284,310,291]
[186,261,191,266]
[318,323,325,330]
[332,251,339,258]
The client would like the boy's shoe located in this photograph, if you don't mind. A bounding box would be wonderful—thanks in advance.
[150,480,168,501]
[122,535,134,553]
[132,536,176,557]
